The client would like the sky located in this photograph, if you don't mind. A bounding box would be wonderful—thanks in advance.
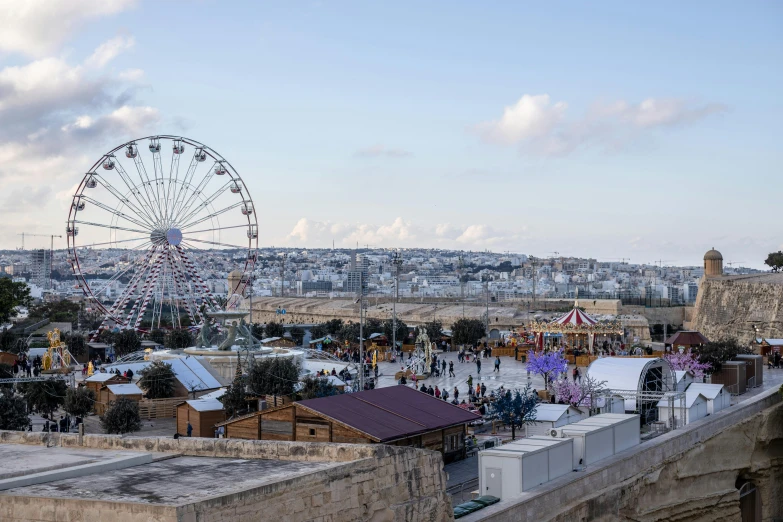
[0,1,780,267]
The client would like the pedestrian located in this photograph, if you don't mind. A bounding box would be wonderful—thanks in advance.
[186,422,193,437]
[476,358,481,374]
[494,356,500,373]
[480,383,487,397]
[467,375,473,388]
[454,387,459,401]
[434,386,441,399]
[475,383,481,397]
[573,367,579,382]
[442,389,449,401]
[441,359,446,375]
[448,361,455,377]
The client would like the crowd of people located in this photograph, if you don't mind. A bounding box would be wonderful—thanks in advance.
[11,354,43,377]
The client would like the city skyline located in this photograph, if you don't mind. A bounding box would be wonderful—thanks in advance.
[0,1,780,268]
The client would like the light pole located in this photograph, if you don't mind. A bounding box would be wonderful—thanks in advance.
[485,280,490,345]
[358,269,367,391]
[392,251,403,357]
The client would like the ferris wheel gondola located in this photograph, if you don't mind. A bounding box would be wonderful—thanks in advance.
[67,135,258,335]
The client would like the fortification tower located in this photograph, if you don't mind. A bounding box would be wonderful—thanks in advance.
[228,269,245,295]
[703,248,723,278]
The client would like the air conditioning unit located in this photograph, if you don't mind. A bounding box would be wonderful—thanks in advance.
[550,429,564,438]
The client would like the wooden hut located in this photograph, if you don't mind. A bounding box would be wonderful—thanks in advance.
[176,398,226,437]
[96,383,143,415]
[215,386,481,463]
[85,373,128,400]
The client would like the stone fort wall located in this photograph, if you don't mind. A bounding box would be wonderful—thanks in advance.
[693,274,783,344]
[0,432,453,522]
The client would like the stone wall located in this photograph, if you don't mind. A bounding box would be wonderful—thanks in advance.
[692,274,783,344]
[0,433,453,522]
[463,387,783,522]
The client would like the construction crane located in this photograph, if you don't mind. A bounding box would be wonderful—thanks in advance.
[606,257,630,264]
[725,261,745,268]
[653,259,675,268]
[17,233,62,288]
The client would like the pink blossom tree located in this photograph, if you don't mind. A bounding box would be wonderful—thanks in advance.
[552,375,608,408]
[663,348,712,379]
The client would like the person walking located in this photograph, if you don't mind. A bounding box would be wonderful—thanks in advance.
[476,358,482,374]
[573,367,579,382]
[441,359,447,375]
[467,375,473,388]
[442,389,449,401]
[186,422,193,437]
[448,361,455,377]
[480,383,487,398]
[494,356,501,373]
[475,383,481,397]
[434,386,441,399]
[454,387,459,401]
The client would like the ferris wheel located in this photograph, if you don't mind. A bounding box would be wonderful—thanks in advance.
[66,135,258,334]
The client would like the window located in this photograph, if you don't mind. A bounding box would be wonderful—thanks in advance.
[309,428,316,436]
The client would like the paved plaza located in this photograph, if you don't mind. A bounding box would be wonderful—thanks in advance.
[375,350,550,398]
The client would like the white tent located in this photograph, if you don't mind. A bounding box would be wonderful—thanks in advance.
[674,370,695,392]
[525,404,586,437]
[685,383,730,415]
[657,387,707,427]
[587,357,675,411]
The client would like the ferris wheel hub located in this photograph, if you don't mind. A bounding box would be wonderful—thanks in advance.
[166,228,183,246]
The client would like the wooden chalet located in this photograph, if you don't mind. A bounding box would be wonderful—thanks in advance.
[96,383,143,415]
[84,372,129,398]
[215,386,481,463]
[176,398,226,437]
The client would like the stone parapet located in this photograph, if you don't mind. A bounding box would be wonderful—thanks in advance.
[0,433,454,522]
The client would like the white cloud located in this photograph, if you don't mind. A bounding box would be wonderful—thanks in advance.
[84,35,135,69]
[477,94,567,145]
[0,0,136,57]
[354,144,412,158]
[478,94,727,156]
[284,218,520,250]
[0,28,160,245]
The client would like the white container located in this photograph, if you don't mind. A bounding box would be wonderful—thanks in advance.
[685,383,730,415]
[573,414,641,454]
[560,423,614,468]
[525,404,586,437]
[478,437,574,499]
[656,389,708,427]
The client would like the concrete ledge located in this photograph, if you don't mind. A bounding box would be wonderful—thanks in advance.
[0,452,153,491]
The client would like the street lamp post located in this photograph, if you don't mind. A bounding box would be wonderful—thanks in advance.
[392,251,403,358]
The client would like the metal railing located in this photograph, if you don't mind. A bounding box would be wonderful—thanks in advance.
[747,376,756,389]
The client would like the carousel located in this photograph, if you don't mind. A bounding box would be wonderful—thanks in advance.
[528,301,623,353]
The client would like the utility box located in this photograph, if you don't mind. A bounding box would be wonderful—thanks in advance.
[734,354,763,388]
[574,414,641,454]
[478,437,573,499]
[711,361,747,395]
[560,424,614,469]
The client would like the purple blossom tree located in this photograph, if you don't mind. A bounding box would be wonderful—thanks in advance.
[527,350,568,391]
[663,348,712,379]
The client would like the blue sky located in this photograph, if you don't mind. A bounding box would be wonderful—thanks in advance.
[0,1,780,267]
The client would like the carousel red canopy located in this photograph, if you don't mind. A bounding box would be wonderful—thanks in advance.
[553,306,597,326]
